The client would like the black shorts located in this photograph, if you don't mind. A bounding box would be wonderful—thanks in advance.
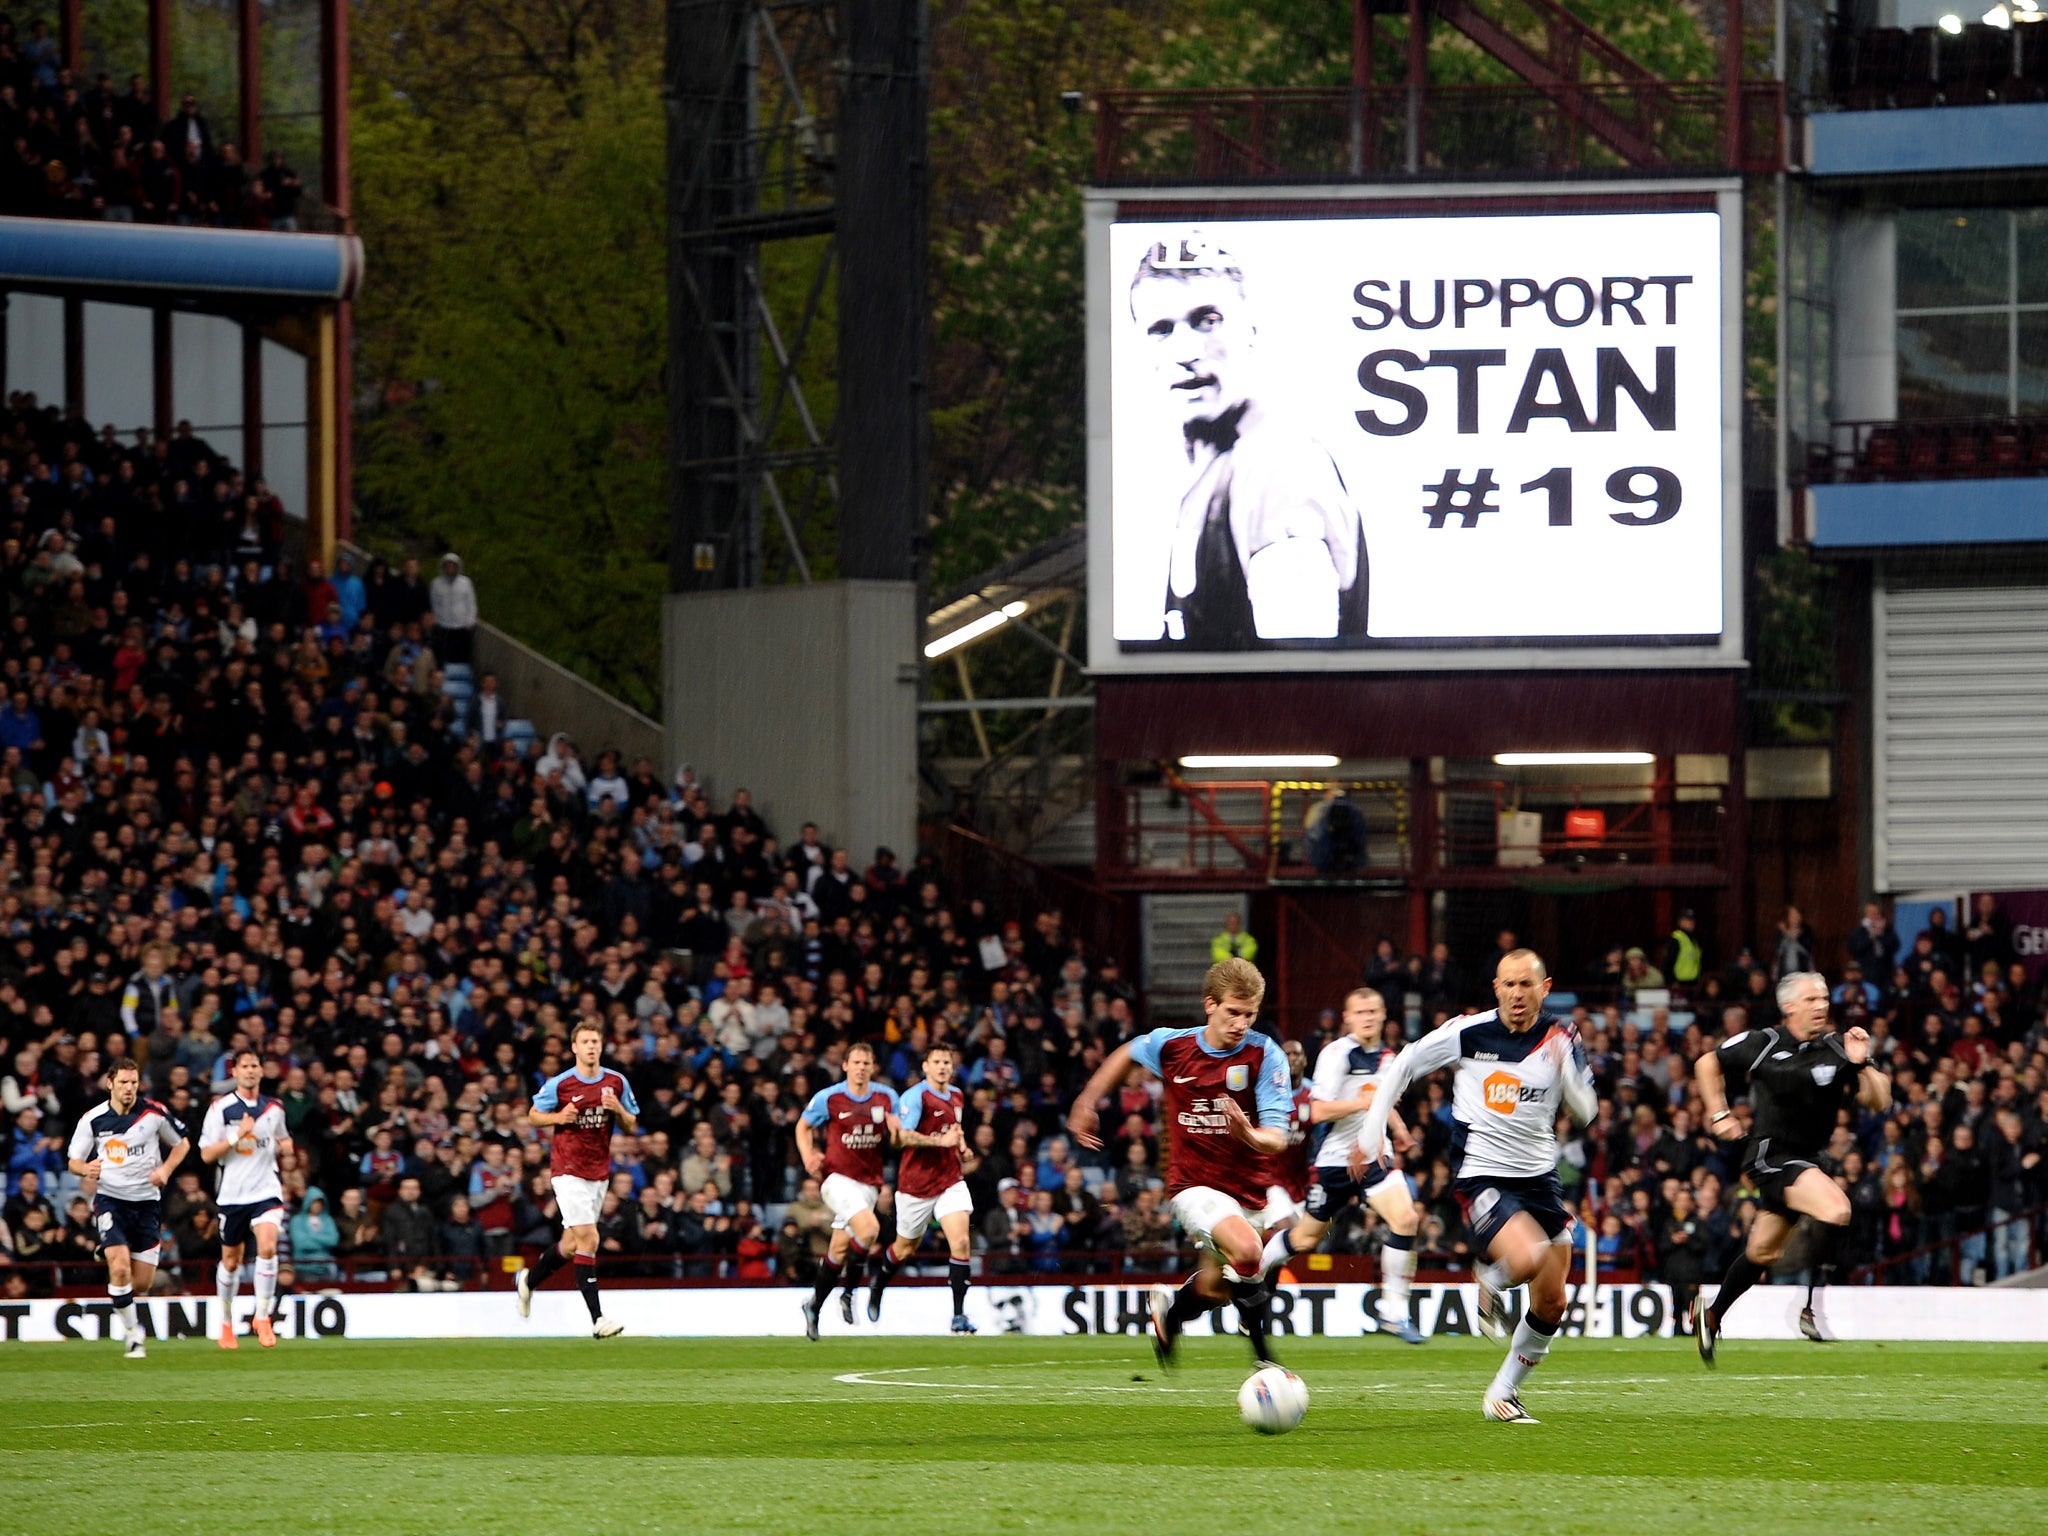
[93,1194,163,1256]
[1304,1161,1398,1220]
[1748,1147,1823,1218]
[1454,1173,1574,1251]
[220,1197,286,1247]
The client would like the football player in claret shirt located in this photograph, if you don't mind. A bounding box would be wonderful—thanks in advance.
[67,1060,189,1358]
[1356,950,1596,1423]
[795,1041,900,1341]
[869,1041,977,1332]
[1255,987,1426,1344]
[199,1049,292,1349]
[1068,958,1293,1369]
[1691,971,1891,1361]
[516,1020,639,1338]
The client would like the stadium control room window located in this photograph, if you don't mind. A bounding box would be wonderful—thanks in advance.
[1896,207,2048,417]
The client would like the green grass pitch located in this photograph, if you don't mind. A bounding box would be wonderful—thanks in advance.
[3,1333,2043,1533]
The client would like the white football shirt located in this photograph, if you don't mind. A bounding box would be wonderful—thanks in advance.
[201,1092,288,1205]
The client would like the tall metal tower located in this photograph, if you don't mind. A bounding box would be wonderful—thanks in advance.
[663,0,927,867]
[666,0,927,592]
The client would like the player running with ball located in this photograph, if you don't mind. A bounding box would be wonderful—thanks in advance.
[1355,950,1595,1423]
[516,1019,638,1338]
[1068,958,1292,1370]
[1255,988,1426,1344]
[867,1042,978,1333]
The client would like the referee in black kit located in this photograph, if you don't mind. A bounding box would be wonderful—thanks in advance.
[1690,970,1893,1362]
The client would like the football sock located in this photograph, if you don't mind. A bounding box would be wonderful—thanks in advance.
[1476,1258,1513,1294]
[215,1262,241,1326]
[1258,1228,1294,1278]
[811,1258,842,1308]
[1164,1278,1213,1329]
[868,1248,899,1301]
[1489,1310,1559,1400]
[842,1239,869,1296]
[573,1253,602,1322]
[1806,1220,1846,1308]
[527,1240,569,1288]
[253,1256,278,1318]
[109,1286,135,1337]
[1380,1234,1416,1319]
[1710,1254,1765,1324]
[948,1258,971,1318]
[1228,1273,1276,1364]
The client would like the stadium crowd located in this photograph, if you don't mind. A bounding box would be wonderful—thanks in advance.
[0,391,2042,1305]
[0,24,304,228]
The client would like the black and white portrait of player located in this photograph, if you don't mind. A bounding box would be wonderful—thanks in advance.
[1128,232,1367,648]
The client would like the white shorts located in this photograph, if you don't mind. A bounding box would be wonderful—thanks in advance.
[822,1172,881,1231]
[551,1174,608,1229]
[895,1181,973,1242]
[1169,1185,1283,1259]
[1262,1184,1302,1227]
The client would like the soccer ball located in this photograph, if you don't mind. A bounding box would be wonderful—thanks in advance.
[1236,1365,1309,1435]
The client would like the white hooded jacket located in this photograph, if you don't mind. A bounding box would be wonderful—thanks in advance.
[430,552,479,630]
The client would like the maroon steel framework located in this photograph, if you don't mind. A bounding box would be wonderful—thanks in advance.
[1100,0,1781,183]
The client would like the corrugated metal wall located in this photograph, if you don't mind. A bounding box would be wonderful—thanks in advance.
[1874,578,2048,891]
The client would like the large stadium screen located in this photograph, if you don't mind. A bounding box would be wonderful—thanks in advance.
[1088,191,1742,672]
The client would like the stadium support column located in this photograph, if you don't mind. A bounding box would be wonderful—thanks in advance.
[668,0,760,593]
[152,308,172,436]
[320,0,352,543]
[149,0,170,127]
[62,298,82,417]
[1831,212,1896,423]
[242,322,263,483]
[836,0,927,588]
[240,0,261,163]
[308,308,338,574]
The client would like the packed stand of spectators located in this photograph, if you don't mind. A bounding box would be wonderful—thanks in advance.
[0,21,304,228]
[1344,902,2048,1302]
[0,390,2039,1305]
[0,390,1173,1298]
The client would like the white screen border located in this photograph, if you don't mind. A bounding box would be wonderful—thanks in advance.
[1084,180,1747,676]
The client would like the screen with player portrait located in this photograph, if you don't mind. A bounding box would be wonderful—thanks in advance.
[1087,190,1742,672]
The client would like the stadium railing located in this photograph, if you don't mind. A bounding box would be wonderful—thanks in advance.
[1845,1201,2047,1287]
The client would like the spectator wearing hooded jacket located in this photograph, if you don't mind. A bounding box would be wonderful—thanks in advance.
[332,553,367,632]
[290,1186,340,1280]
[430,553,479,666]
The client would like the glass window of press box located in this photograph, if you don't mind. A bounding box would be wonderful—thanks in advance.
[1897,209,2048,418]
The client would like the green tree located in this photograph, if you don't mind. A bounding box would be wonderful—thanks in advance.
[350,3,669,712]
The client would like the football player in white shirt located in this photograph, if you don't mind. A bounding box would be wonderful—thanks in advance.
[199,1049,294,1350]
[66,1060,189,1358]
[1357,950,1595,1423]
[1254,988,1425,1343]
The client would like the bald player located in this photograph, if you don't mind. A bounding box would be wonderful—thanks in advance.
[1356,950,1596,1422]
